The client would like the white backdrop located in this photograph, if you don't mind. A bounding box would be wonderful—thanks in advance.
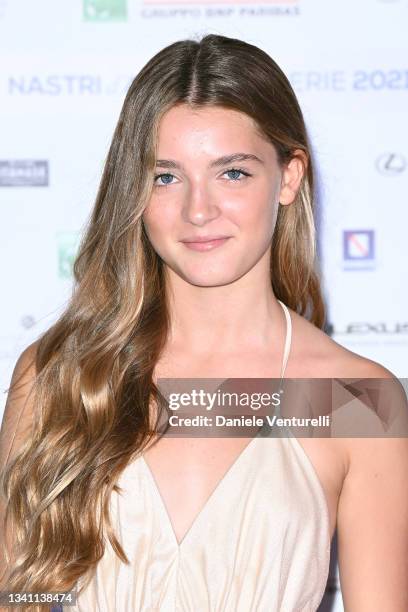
[1,1,407,609]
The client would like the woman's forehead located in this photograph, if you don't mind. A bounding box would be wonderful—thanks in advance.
[155,105,274,162]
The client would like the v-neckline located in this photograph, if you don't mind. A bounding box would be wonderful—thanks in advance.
[140,433,262,549]
[139,299,292,550]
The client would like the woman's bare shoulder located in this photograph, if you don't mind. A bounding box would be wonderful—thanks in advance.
[0,340,40,471]
[0,341,41,588]
[290,309,407,478]
[289,308,395,379]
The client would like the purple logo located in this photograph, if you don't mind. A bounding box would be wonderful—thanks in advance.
[0,160,49,186]
[343,230,375,261]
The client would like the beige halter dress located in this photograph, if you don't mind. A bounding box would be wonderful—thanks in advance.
[73,300,331,611]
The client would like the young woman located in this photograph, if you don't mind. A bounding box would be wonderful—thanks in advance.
[1,34,407,612]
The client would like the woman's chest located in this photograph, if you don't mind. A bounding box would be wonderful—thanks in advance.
[150,354,345,545]
[116,433,340,554]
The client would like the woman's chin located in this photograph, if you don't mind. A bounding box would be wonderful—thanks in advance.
[179,269,240,288]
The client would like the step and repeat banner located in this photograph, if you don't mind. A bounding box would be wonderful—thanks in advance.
[1,1,407,609]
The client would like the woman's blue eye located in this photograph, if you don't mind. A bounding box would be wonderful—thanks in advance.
[224,168,250,181]
[153,167,251,187]
[154,173,174,186]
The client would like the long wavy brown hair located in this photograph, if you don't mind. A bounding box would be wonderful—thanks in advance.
[0,33,325,610]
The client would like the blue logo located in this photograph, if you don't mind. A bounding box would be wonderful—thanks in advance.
[343,230,376,270]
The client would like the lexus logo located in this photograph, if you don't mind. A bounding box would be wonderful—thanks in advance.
[332,322,408,334]
[375,153,406,176]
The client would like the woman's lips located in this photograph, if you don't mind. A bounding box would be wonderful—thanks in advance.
[181,237,230,251]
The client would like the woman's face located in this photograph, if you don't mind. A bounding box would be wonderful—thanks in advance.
[142,104,303,287]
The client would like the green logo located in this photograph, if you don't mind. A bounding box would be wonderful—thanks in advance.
[83,0,127,22]
[57,231,80,279]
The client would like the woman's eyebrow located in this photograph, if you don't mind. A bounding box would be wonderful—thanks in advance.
[155,153,265,170]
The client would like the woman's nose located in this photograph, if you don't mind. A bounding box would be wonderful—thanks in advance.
[182,183,221,225]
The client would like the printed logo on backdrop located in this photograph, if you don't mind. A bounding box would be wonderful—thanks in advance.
[333,322,408,335]
[83,0,127,21]
[21,315,36,330]
[0,160,48,187]
[375,153,406,176]
[331,321,408,347]
[342,230,376,271]
[140,0,300,20]
[8,75,133,96]
[57,232,81,279]
[288,69,408,92]
[13,70,395,98]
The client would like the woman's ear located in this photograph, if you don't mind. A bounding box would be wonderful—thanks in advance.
[278,149,308,206]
